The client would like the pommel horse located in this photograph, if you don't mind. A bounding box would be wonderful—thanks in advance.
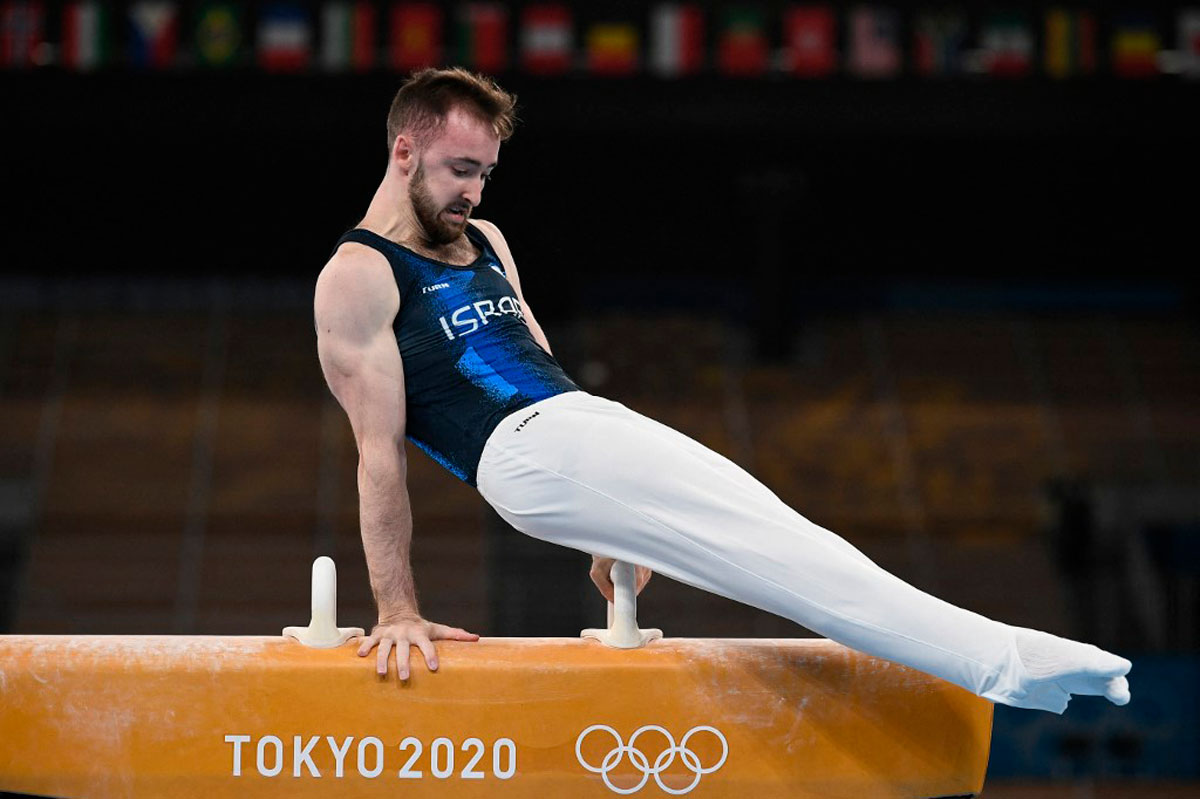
[0,558,992,798]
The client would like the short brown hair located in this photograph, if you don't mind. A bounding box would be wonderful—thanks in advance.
[386,67,518,153]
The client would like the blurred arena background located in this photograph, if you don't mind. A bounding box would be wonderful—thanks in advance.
[1,0,1198,794]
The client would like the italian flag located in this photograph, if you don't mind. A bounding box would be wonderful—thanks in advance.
[61,1,108,70]
[650,4,703,77]
[321,1,375,72]
[520,3,571,75]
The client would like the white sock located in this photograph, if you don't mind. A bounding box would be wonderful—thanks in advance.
[1013,627,1132,711]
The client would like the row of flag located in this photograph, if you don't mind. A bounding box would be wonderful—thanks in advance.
[3,2,1200,79]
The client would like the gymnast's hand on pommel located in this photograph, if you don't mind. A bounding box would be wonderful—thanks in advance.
[357,615,480,679]
[590,556,653,603]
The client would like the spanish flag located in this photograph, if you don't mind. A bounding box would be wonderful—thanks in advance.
[586,20,637,75]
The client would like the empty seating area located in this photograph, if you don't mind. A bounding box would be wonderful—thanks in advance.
[1,284,1195,642]
[0,303,488,636]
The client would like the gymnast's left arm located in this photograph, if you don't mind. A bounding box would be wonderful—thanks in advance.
[469,219,553,354]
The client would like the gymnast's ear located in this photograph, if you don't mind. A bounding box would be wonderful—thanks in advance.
[392,133,417,174]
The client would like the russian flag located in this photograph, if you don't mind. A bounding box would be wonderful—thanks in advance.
[259,3,312,73]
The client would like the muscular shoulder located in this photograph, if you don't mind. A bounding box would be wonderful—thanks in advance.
[315,242,399,337]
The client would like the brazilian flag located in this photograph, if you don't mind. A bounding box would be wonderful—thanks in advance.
[194,1,244,68]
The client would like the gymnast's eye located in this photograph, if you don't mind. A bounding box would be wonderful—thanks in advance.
[453,168,469,177]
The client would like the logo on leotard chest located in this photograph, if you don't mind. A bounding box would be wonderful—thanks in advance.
[438,296,525,340]
[514,411,539,432]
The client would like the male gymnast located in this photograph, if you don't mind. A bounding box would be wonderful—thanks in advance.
[314,67,1131,713]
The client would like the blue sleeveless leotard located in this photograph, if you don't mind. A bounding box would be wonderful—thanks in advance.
[331,223,580,485]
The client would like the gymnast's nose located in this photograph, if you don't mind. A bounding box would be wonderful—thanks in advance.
[462,180,483,208]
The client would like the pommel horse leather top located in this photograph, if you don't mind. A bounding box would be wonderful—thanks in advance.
[0,561,992,798]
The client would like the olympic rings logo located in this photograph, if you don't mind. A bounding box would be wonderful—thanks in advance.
[574,724,729,795]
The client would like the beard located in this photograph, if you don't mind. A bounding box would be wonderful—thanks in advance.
[409,160,468,246]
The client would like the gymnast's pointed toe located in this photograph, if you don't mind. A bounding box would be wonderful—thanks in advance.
[1106,675,1131,706]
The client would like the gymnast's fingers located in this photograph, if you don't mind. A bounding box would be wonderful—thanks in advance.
[356,630,379,657]
[412,635,439,673]
[635,566,653,595]
[430,623,480,642]
[395,639,421,680]
[376,637,396,677]
[590,567,615,603]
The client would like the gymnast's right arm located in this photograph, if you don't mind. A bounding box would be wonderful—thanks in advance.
[314,245,479,678]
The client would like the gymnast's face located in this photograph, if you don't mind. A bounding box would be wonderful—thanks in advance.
[407,106,500,245]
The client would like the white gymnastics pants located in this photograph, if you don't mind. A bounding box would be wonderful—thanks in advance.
[476,390,1034,707]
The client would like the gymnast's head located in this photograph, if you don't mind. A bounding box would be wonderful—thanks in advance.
[386,67,517,243]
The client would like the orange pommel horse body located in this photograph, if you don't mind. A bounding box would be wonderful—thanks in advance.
[0,634,991,799]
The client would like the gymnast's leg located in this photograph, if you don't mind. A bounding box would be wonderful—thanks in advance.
[477,392,1131,714]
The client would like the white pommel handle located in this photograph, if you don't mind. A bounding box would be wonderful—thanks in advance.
[581,560,663,649]
[283,556,365,648]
